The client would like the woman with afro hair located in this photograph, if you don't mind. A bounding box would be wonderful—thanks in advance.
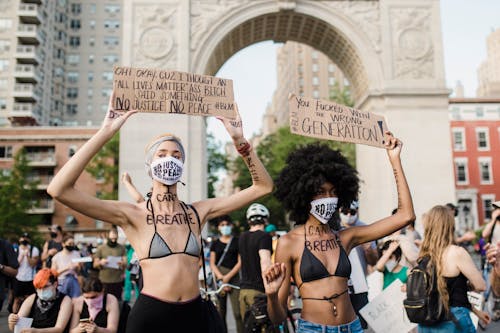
[263,132,415,332]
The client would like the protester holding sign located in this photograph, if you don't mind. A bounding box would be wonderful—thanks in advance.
[47,90,273,332]
[417,205,486,332]
[263,132,415,332]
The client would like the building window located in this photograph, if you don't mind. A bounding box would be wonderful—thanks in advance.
[104,36,119,46]
[478,157,493,184]
[313,90,319,98]
[88,72,94,82]
[0,19,13,30]
[454,158,468,185]
[0,59,9,71]
[102,89,112,97]
[69,36,80,47]
[0,146,13,158]
[104,20,120,29]
[67,72,79,83]
[476,128,489,150]
[312,63,319,72]
[89,3,96,14]
[329,77,336,86]
[0,78,8,91]
[452,128,466,151]
[67,54,80,65]
[89,20,96,29]
[312,51,319,59]
[89,54,94,64]
[70,19,81,30]
[328,64,335,73]
[66,88,78,99]
[71,3,82,15]
[89,37,95,47]
[0,98,6,110]
[0,39,10,52]
[312,76,319,86]
[103,54,119,63]
[105,4,121,14]
[102,72,113,81]
[88,89,93,97]
[66,104,77,114]
[482,195,495,220]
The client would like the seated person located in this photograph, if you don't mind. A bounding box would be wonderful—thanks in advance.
[69,277,120,333]
[8,268,72,333]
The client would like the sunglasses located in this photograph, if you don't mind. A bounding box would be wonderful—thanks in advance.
[341,209,357,215]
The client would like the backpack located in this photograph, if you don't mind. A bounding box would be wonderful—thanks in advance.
[243,294,278,333]
[403,256,453,326]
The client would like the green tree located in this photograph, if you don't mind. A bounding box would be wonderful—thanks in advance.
[207,132,228,198]
[230,127,355,231]
[329,82,354,107]
[86,133,119,200]
[0,149,41,240]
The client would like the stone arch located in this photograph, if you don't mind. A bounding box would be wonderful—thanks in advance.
[192,1,383,104]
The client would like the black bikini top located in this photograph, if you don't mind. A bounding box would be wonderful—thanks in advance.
[140,200,201,261]
[298,225,351,289]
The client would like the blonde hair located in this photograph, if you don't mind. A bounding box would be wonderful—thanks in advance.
[419,205,455,313]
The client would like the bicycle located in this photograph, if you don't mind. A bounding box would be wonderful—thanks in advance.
[200,283,241,309]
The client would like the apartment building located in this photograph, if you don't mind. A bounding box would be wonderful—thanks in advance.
[477,28,500,97]
[0,0,123,127]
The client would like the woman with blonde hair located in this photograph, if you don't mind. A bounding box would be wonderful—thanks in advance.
[418,205,486,332]
[47,92,273,332]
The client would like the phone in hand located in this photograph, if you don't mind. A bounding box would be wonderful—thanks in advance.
[79,318,91,323]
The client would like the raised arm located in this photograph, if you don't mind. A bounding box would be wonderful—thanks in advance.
[121,171,145,203]
[346,132,415,248]
[47,93,137,227]
[194,108,273,221]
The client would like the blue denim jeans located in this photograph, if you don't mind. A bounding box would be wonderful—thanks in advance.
[418,307,476,333]
[297,317,364,333]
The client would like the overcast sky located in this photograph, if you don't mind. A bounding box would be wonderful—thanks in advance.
[207,0,500,144]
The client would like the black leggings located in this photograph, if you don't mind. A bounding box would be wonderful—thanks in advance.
[126,293,205,333]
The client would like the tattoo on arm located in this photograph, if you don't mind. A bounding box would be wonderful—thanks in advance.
[393,168,402,209]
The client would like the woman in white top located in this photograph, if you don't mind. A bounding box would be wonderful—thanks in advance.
[13,232,40,313]
[52,234,82,298]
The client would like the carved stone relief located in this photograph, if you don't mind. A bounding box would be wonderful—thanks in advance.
[390,7,434,79]
[190,0,251,50]
[321,1,381,53]
[133,4,178,68]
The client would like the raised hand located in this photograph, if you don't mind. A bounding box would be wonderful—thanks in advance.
[384,131,402,160]
[101,90,137,133]
[263,263,286,296]
[216,104,244,142]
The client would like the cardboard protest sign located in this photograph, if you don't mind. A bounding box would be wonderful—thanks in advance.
[289,94,389,148]
[113,66,236,118]
[360,280,417,333]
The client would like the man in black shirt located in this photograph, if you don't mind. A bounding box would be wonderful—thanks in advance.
[210,215,242,333]
[238,203,273,321]
[0,238,19,311]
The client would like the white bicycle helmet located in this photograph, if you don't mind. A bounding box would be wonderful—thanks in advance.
[246,203,270,221]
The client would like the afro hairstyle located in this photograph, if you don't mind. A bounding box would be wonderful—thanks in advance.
[275,143,359,225]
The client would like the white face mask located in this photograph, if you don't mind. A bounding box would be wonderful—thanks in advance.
[150,156,183,185]
[340,213,358,225]
[385,259,397,272]
[310,197,338,224]
[37,286,56,301]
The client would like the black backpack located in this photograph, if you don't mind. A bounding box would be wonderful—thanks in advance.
[403,257,454,326]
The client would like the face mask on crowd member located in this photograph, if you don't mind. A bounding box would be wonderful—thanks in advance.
[33,269,59,301]
[385,259,398,272]
[310,197,338,224]
[340,208,358,225]
[19,232,31,246]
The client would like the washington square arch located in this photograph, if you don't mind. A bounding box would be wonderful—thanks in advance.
[118,0,455,226]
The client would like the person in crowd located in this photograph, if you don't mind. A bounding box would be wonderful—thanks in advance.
[121,172,145,204]
[124,242,141,304]
[12,232,40,313]
[52,234,82,298]
[446,203,476,247]
[0,237,19,311]
[209,215,242,333]
[69,277,120,333]
[42,225,63,269]
[263,133,414,333]
[403,219,422,247]
[46,93,273,332]
[338,200,378,328]
[484,201,500,322]
[265,224,279,263]
[417,205,486,332]
[238,203,273,322]
[93,227,126,301]
[7,268,72,332]
[375,240,408,290]
[389,208,419,268]
[482,201,500,247]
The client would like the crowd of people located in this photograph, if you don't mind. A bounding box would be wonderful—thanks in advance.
[1,92,500,333]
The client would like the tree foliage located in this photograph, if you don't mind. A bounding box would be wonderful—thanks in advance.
[85,133,119,200]
[207,132,228,198]
[0,149,41,240]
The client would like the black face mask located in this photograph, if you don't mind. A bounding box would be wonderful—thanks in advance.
[65,245,76,252]
[20,240,30,246]
[108,240,118,247]
[50,232,58,239]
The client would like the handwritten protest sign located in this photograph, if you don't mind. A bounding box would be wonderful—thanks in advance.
[467,291,483,329]
[113,66,236,118]
[288,94,389,148]
[360,280,417,333]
